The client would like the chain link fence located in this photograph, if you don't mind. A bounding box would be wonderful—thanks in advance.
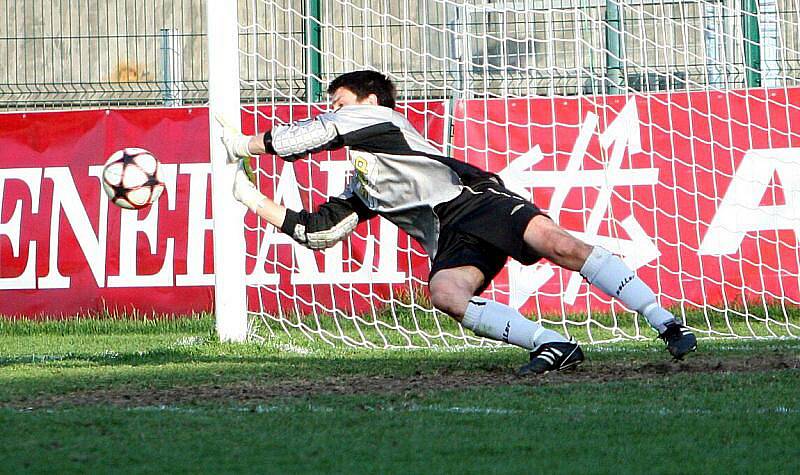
[0,0,207,109]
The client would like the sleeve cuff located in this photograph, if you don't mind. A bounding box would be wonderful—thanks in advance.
[280,208,301,236]
[263,131,278,156]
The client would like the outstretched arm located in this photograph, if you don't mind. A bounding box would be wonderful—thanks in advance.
[220,115,342,163]
[233,164,375,249]
[232,163,287,227]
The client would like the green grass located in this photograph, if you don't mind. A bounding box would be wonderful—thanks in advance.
[0,315,798,474]
[249,301,800,348]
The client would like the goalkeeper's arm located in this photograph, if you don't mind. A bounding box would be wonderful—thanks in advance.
[221,115,343,163]
[233,165,374,250]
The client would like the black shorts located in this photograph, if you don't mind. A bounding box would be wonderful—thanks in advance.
[429,182,546,293]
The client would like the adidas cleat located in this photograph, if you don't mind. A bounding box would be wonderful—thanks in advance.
[658,322,697,360]
[518,338,584,376]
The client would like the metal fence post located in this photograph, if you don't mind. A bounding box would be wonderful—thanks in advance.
[742,0,762,87]
[307,0,323,102]
[160,28,184,106]
[703,2,723,87]
[605,0,623,94]
[759,0,781,87]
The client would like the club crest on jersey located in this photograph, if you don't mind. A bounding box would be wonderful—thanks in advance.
[349,150,378,202]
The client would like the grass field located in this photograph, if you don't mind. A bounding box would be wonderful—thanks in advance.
[1,315,798,474]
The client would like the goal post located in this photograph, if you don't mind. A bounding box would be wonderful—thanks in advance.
[213,0,800,346]
[207,0,248,342]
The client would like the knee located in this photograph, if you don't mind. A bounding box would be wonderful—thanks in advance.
[428,267,485,318]
[429,280,472,318]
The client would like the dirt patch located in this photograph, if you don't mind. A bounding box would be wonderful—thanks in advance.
[10,353,799,410]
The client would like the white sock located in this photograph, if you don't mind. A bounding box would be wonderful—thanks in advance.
[461,297,568,350]
[580,246,675,333]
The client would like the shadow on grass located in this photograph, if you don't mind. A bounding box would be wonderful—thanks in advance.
[3,336,798,371]
[0,342,526,375]
[0,343,533,404]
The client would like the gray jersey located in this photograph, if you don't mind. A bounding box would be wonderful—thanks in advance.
[270,105,498,257]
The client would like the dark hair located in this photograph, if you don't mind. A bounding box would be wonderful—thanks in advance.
[327,70,397,109]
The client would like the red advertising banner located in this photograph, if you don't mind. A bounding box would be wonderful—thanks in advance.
[452,88,800,312]
[0,108,215,316]
[2,90,799,317]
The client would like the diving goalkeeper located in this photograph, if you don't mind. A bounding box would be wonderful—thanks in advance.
[220,70,697,374]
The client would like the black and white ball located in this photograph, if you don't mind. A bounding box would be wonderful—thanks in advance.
[102,148,165,210]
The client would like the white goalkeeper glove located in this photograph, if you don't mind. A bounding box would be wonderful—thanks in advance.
[233,161,265,212]
[216,114,256,163]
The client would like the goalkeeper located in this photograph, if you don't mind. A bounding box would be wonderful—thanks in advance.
[221,70,697,374]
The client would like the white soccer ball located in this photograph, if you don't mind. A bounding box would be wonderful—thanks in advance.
[102,148,165,210]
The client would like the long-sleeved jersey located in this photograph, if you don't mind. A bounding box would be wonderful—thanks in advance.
[269,104,498,257]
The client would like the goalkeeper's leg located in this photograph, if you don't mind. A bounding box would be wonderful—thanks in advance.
[523,215,697,359]
[429,267,584,375]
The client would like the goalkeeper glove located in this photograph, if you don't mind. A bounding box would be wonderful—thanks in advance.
[216,114,256,163]
[233,161,265,212]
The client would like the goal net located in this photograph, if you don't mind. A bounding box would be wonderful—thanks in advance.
[224,0,800,346]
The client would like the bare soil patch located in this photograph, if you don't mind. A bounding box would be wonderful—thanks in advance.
[10,353,798,410]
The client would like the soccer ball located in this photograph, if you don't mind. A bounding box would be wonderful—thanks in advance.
[102,148,165,210]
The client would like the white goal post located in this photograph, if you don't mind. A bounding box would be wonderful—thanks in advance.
[208,0,800,346]
[207,0,248,342]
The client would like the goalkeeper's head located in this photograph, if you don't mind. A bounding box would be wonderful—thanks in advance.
[327,70,397,110]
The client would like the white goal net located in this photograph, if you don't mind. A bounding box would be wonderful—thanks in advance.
[225,0,800,346]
